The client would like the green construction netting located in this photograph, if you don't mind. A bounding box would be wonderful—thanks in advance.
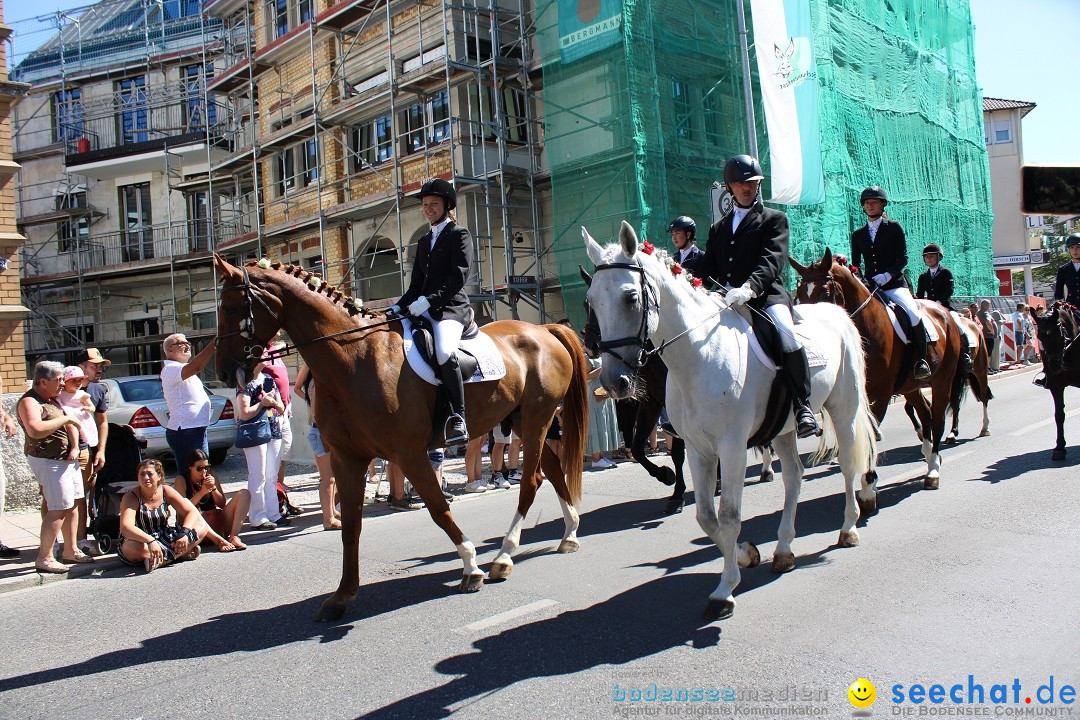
[535,0,996,330]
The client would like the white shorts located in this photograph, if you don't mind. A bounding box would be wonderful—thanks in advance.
[28,456,84,511]
[492,424,518,444]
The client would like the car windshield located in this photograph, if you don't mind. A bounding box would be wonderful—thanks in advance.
[116,379,165,402]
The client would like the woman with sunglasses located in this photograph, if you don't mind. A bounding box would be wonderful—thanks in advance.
[175,448,250,551]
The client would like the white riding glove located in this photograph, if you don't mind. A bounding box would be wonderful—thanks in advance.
[725,284,754,306]
[871,273,891,286]
[407,297,431,317]
[387,305,402,317]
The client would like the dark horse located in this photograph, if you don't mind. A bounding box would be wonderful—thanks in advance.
[213,256,588,620]
[580,267,685,515]
[790,248,967,497]
[1031,301,1080,461]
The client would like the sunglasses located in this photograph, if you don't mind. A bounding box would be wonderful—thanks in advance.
[193,464,211,472]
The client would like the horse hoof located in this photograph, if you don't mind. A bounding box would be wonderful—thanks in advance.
[924,475,940,490]
[979,429,990,437]
[944,435,956,445]
[656,468,676,487]
[557,538,580,554]
[738,541,760,568]
[1052,449,1066,462]
[857,492,878,518]
[704,597,735,620]
[838,530,860,548]
[459,573,485,593]
[663,497,684,515]
[488,561,513,581]
[315,599,347,622]
[759,469,774,483]
[771,552,795,573]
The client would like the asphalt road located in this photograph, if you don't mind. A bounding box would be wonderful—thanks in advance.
[1,367,1078,720]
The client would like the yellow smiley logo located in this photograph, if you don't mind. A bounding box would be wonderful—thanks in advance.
[848,678,876,708]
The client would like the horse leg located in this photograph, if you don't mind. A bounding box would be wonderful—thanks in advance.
[666,437,686,515]
[489,427,543,581]
[973,374,991,437]
[1050,384,1067,461]
[904,401,924,442]
[538,440,581,553]
[907,391,934,469]
[769,433,804,572]
[924,384,951,490]
[631,412,673,487]
[315,452,371,622]
[758,444,776,483]
[399,452,486,592]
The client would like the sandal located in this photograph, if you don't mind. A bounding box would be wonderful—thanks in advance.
[144,556,160,574]
[35,557,71,574]
[322,520,342,531]
[216,540,236,552]
[61,551,95,564]
[229,535,248,551]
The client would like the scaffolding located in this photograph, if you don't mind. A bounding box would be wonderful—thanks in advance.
[9,0,555,376]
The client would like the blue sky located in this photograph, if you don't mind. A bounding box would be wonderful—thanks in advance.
[5,0,1078,164]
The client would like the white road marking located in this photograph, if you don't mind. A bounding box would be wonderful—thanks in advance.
[1008,407,1080,436]
[876,450,973,485]
[453,598,560,635]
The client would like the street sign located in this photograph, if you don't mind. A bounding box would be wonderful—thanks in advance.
[993,254,1030,266]
[508,275,536,286]
[1030,250,1045,265]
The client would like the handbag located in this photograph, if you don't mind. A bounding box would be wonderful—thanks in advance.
[235,408,272,448]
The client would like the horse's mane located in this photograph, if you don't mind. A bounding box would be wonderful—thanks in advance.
[1055,302,1080,337]
[243,260,381,319]
[598,242,712,295]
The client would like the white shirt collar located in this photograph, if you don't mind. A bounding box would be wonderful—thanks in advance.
[867,216,883,236]
[929,267,939,276]
[429,218,450,249]
[732,206,751,232]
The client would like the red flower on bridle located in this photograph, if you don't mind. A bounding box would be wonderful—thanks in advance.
[642,240,655,255]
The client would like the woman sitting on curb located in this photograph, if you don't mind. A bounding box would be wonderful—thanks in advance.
[118,459,207,573]
[175,449,250,551]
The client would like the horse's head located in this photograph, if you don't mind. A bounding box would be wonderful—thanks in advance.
[214,254,286,387]
[1033,302,1079,375]
[582,220,658,398]
[791,248,842,305]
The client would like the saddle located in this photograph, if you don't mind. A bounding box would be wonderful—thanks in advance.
[876,295,940,390]
[732,306,793,449]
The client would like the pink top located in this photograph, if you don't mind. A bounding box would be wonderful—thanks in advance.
[58,389,98,447]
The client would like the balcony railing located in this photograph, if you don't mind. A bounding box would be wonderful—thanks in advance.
[61,98,230,160]
[20,220,250,278]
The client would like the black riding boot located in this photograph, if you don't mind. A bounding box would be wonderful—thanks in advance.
[911,320,931,380]
[959,332,973,373]
[782,349,821,439]
[438,355,469,446]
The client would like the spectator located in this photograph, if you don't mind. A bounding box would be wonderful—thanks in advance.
[16,361,86,573]
[463,435,490,493]
[160,333,216,480]
[294,363,339,529]
[237,356,287,530]
[977,300,1000,374]
[262,332,296,513]
[1012,303,1035,366]
[490,422,519,487]
[118,458,206,573]
[175,448,250,551]
[74,348,111,556]
[1,374,22,559]
[584,351,619,470]
[1020,305,1038,363]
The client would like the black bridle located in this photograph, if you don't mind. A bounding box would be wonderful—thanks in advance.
[590,261,658,369]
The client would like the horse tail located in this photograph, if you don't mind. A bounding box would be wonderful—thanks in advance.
[546,323,587,504]
[836,311,880,476]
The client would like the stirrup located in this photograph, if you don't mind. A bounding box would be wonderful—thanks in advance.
[444,414,469,446]
[795,409,821,439]
[914,360,931,380]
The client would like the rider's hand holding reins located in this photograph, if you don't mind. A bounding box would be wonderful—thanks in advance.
[871,273,891,286]
[407,297,431,317]
[725,284,754,306]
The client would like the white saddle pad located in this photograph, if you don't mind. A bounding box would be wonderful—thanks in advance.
[732,311,828,371]
[400,318,507,386]
[950,311,979,348]
[884,304,939,344]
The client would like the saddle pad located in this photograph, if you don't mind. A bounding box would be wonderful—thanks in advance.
[950,311,979,348]
[884,304,939,344]
[400,318,507,386]
[732,312,828,371]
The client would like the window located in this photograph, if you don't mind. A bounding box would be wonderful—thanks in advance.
[671,80,693,141]
[183,65,216,132]
[52,88,83,144]
[193,310,217,331]
[303,138,319,185]
[274,146,296,195]
[467,86,528,143]
[402,45,446,73]
[128,319,162,376]
[162,0,200,19]
[349,114,393,172]
[994,117,1012,143]
[57,191,89,253]
[405,90,451,154]
[271,0,288,38]
[187,191,210,253]
[116,76,149,144]
[119,183,153,261]
[267,0,309,40]
[273,139,319,195]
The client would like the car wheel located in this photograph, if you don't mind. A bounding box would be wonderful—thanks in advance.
[209,448,229,465]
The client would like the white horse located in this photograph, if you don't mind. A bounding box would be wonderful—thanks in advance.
[584,222,879,620]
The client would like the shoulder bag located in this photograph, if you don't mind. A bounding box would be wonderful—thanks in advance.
[235,407,271,448]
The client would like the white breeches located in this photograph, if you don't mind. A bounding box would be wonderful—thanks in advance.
[419,312,464,364]
[764,304,802,352]
[881,287,921,325]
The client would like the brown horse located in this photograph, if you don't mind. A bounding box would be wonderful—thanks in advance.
[212,256,588,621]
[790,248,965,496]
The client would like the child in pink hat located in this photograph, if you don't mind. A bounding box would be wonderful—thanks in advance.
[58,366,98,447]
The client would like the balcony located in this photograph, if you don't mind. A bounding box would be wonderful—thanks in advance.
[20,220,251,284]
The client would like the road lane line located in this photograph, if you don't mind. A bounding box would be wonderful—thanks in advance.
[875,450,973,486]
[453,598,560,635]
[1008,407,1080,436]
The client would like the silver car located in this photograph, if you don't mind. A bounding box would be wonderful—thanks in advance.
[99,375,236,465]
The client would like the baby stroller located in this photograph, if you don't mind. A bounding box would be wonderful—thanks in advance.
[90,424,145,554]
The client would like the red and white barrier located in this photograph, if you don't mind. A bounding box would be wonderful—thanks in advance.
[1000,320,1018,364]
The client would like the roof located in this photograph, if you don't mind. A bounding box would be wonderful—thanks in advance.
[983,97,1037,119]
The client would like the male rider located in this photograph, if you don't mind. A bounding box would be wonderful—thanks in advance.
[701,154,820,439]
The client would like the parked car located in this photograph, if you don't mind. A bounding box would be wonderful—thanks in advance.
[98,375,236,465]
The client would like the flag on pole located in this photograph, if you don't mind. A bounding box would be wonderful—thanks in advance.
[749,0,825,205]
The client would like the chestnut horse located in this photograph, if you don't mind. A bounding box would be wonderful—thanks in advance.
[1031,301,1080,461]
[212,256,588,620]
[790,248,965,493]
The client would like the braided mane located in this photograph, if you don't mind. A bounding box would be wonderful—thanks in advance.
[243,260,379,318]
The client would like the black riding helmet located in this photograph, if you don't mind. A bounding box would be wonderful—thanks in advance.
[417,177,457,211]
[667,215,696,239]
[723,155,765,184]
[922,243,943,257]
[1067,233,1080,247]
[860,186,888,205]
